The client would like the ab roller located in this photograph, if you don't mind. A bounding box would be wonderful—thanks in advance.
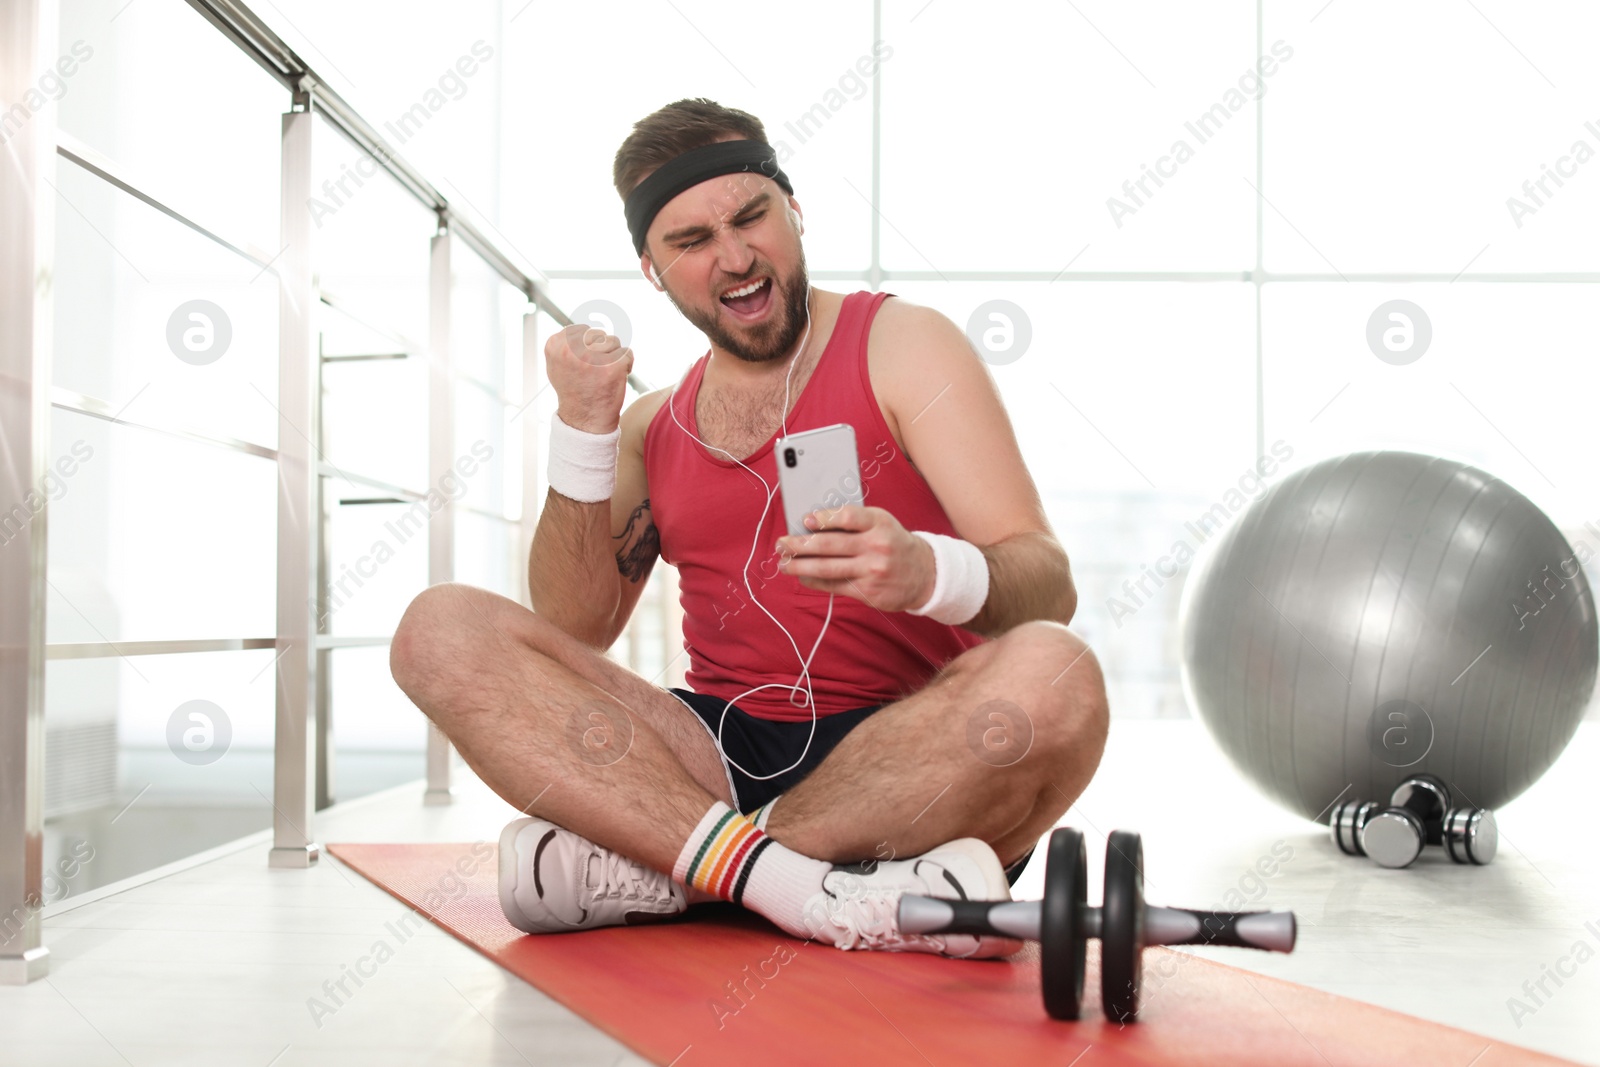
[896,776,1488,1022]
[898,828,1298,1023]
[1330,773,1498,869]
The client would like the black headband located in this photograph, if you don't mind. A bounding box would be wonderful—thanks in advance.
[624,139,794,257]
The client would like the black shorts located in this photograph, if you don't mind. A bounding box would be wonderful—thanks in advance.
[666,686,1034,887]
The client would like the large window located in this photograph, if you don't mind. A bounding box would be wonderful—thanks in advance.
[501,0,1600,720]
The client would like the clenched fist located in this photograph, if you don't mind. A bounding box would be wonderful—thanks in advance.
[546,324,633,434]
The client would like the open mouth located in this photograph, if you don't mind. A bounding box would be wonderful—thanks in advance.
[719,276,774,321]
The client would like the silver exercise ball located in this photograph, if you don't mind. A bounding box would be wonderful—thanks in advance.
[1178,450,1598,822]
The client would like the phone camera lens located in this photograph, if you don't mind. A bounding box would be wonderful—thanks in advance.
[784,447,797,468]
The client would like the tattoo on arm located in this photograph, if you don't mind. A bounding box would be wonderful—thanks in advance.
[614,497,659,583]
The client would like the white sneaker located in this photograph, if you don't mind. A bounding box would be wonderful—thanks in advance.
[801,838,1022,958]
[497,817,687,933]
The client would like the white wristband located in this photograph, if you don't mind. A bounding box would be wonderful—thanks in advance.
[908,531,989,625]
[548,414,620,503]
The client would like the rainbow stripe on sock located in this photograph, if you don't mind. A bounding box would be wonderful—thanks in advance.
[684,809,773,905]
[750,799,776,830]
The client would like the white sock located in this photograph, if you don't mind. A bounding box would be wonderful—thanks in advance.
[683,797,783,905]
[752,795,781,831]
[671,801,829,938]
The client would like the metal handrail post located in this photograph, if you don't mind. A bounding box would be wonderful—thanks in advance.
[268,85,321,868]
[0,0,57,984]
[423,222,455,806]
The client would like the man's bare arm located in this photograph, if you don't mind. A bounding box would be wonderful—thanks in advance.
[527,390,663,649]
[876,300,1077,634]
[961,531,1077,636]
[529,490,622,648]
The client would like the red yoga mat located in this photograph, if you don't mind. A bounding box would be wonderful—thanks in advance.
[328,842,1573,1067]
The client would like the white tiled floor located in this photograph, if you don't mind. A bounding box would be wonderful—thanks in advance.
[3,719,1596,1066]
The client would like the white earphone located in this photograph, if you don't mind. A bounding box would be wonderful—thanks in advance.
[648,262,664,291]
[667,284,829,780]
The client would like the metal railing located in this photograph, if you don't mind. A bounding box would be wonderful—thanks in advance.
[0,0,668,984]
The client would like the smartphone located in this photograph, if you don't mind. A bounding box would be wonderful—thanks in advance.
[776,423,864,537]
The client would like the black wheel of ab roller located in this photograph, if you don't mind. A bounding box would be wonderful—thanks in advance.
[1040,827,1087,1020]
[1101,829,1145,1024]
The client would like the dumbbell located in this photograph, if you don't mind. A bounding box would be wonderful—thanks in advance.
[1329,773,1497,868]
[897,827,1297,1023]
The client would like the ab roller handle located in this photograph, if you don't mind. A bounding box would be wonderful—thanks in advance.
[898,897,1297,954]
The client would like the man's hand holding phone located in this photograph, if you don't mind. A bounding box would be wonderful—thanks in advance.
[774,504,936,613]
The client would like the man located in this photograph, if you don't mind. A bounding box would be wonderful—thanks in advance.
[390,98,1108,957]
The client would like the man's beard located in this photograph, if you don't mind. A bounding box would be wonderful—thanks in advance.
[667,253,811,365]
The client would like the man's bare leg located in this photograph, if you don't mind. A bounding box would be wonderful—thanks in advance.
[389,582,1038,954]
[389,582,729,873]
[763,620,1109,871]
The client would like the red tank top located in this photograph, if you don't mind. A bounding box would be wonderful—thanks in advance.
[644,290,987,722]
